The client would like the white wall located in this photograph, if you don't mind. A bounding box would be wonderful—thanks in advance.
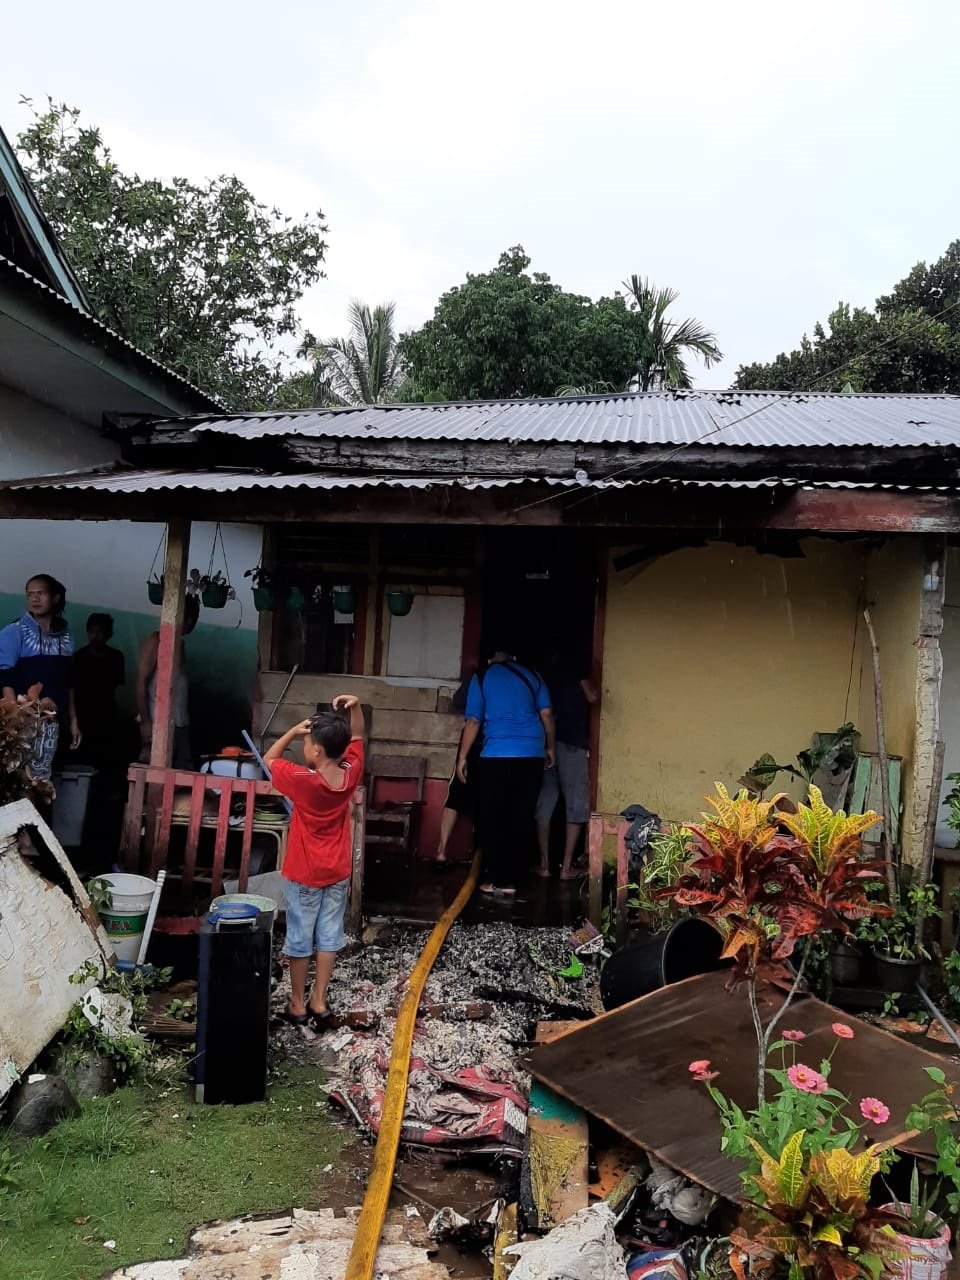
[0,383,118,477]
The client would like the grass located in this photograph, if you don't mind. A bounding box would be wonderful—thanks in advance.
[0,1062,346,1280]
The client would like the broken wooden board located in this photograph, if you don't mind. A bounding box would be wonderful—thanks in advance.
[105,1206,448,1279]
[0,798,111,1097]
[527,970,960,1203]
[522,1023,589,1231]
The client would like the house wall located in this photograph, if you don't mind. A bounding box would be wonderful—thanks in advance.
[0,387,261,746]
[937,547,960,848]
[597,537,923,823]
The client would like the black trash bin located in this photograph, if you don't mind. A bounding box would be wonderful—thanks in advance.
[196,903,272,1104]
[600,917,727,1011]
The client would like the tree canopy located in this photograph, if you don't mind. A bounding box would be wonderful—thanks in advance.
[398,247,721,401]
[735,242,960,392]
[16,100,328,409]
[292,300,403,406]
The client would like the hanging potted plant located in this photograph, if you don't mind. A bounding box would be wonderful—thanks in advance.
[332,584,355,614]
[856,881,941,993]
[244,566,276,612]
[194,524,236,611]
[386,588,414,617]
[146,529,166,604]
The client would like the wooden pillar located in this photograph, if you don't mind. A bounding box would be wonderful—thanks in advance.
[151,518,190,768]
[903,536,947,869]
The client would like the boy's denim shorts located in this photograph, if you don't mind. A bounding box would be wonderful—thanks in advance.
[283,877,349,957]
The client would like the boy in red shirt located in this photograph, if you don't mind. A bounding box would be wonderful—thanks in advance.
[265,694,364,1027]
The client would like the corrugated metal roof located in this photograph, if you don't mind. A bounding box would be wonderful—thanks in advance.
[0,254,221,410]
[6,467,956,496]
[156,390,960,448]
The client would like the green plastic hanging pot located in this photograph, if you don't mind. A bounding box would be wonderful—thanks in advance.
[386,590,414,617]
[147,578,164,605]
[201,583,230,609]
[286,586,305,611]
[332,587,355,613]
[252,587,275,611]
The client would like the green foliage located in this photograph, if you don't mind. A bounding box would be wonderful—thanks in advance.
[289,300,403,406]
[943,773,960,833]
[0,1066,344,1280]
[83,877,112,915]
[905,1067,960,1217]
[16,99,328,410]
[61,961,175,1082]
[634,824,695,931]
[398,246,721,401]
[856,882,940,960]
[742,724,860,796]
[735,242,960,392]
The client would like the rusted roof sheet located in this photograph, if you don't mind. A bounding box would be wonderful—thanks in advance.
[526,971,960,1202]
[144,390,960,448]
[4,467,956,497]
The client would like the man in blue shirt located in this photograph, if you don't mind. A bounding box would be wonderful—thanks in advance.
[457,645,555,896]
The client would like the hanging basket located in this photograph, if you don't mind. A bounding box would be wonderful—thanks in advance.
[147,578,164,605]
[252,587,275,612]
[286,587,305,612]
[333,587,355,614]
[386,590,414,617]
[202,583,230,609]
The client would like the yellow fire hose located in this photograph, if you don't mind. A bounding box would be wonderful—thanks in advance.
[343,851,482,1280]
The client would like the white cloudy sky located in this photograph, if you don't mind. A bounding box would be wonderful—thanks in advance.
[5,0,959,387]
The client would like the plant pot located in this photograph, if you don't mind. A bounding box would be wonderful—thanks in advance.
[829,941,863,987]
[874,951,924,993]
[201,583,230,609]
[386,590,414,617]
[332,588,355,614]
[878,1204,951,1280]
[147,579,164,605]
[252,587,274,611]
[600,917,727,1011]
[286,587,305,612]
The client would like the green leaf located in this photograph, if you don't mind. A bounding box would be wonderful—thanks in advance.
[926,1066,947,1085]
[777,1129,807,1207]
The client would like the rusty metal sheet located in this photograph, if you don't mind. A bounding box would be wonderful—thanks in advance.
[527,971,960,1203]
[0,799,112,1096]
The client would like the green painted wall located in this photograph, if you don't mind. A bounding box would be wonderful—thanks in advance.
[0,593,257,758]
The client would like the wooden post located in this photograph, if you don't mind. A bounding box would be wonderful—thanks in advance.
[347,785,366,936]
[151,518,190,768]
[904,537,947,874]
[587,815,603,928]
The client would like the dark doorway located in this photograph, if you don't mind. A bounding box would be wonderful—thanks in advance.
[480,530,598,678]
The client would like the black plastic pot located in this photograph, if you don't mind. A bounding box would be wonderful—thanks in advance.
[252,587,274,611]
[873,951,923,993]
[147,579,164,605]
[829,941,863,987]
[201,584,230,609]
[600,917,726,1011]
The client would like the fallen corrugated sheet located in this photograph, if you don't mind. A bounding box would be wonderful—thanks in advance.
[139,389,960,448]
[0,798,111,1097]
[104,1206,448,1279]
[526,971,960,1202]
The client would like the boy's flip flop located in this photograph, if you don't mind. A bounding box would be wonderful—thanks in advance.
[279,1002,308,1027]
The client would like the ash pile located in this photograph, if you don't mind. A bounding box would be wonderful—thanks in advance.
[315,922,602,1157]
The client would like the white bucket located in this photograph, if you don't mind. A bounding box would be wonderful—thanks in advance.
[97,873,158,963]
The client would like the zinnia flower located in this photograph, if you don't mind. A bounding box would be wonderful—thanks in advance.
[782,1030,806,1042]
[860,1097,890,1124]
[688,1060,711,1075]
[832,1022,855,1040]
[788,1063,828,1094]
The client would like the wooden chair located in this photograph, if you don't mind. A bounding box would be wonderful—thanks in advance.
[364,754,425,863]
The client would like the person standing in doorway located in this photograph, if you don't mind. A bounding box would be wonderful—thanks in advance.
[136,594,200,769]
[73,613,126,769]
[436,668,479,870]
[536,667,599,880]
[0,574,81,780]
[458,644,554,897]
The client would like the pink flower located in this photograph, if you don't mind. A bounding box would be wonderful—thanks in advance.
[782,1030,806,1042]
[788,1064,828,1094]
[687,1058,718,1083]
[860,1097,890,1124]
[832,1022,855,1040]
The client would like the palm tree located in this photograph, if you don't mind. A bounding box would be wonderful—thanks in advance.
[304,300,403,405]
[623,275,722,391]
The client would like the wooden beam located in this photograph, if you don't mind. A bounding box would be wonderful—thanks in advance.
[903,537,947,870]
[151,518,189,768]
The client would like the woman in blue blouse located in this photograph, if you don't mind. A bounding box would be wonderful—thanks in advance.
[0,574,81,778]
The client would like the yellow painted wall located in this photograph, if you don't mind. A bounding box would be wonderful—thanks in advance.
[598,539,870,822]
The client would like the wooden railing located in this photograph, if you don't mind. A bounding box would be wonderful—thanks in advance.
[121,765,367,927]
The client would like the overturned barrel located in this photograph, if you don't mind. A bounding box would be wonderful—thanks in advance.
[599,917,726,1011]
